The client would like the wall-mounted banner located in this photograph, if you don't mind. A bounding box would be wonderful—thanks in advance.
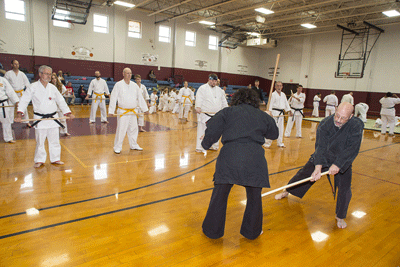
[142,53,158,65]
[195,60,207,69]
[0,39,6,53]
[237,65,248,74]
[71,46,94,59]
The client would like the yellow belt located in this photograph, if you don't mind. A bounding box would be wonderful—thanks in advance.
[15,89,24,97]
[182,95,193,105]
[94,92,104,103]
[117,106,137,117]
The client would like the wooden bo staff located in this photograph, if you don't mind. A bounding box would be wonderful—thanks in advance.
[0,105,15,108]
[261,171,330,197]
[266,54,281,111]
[19,116,70,122]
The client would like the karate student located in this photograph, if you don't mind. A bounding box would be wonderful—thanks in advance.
[264,81,292,148]
[323,91,338,117]
[168,88,177,111]
[178,81,195,121]
[149,90,158,114]
[162,88,171,112]
[0,76,19,143]
[341,92,354,105]
[50,74,70,136]
[275,103,363,229]
[108,68,149,154]
[354,102,369,123]
[312,92,321,117]
[15,65,74,168]
[285,85,306,138]
[195,73,228,152]
[172,88,181,114]
[158,88,165,111]
[134,75,150,132]
[4,59,31,127]
[379,92,400,136]
[86,71,110,124]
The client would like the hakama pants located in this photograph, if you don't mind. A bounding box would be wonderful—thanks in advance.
[34,127,61,163]
[285,158,352,219]
[90,99,107,123]
[202,184,263,239]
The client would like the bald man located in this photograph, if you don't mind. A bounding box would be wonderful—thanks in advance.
[87,71,110,123]
[275,102,363,229]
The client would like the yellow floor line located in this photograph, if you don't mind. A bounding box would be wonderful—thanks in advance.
[60,141,87,168]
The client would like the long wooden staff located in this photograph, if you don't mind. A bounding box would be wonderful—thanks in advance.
[261,171,330,197]
[266,54,281,111]
[19,117,69,122]
[0,105,15,108]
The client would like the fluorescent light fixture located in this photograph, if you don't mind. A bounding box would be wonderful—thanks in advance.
[248,32,260,36]
[56,9,70,15]
[255,8,274,15]
[114,1,135,8]
[301,23,317,29]
[311,231,328,242]
[26,208,39,216]
[382,10,400,17]
[352,211,366,218]
[256,15,266,23]
[199,21,215,25]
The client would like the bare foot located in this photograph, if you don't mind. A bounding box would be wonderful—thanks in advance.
[51,161,64,165]
[64,133,71,136]
[336,217,347,229]
[102,121,109,124]
[7,140,16,143]
[275,190,289,200]
[34,162,44,168]
[139,128,146,132]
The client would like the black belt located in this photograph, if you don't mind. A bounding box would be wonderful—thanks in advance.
[0,99,8,118]
[326,104,336,107]
[272,108,284,116]
[386,106,395,109]
[31,111,65,129]
[204,113,214,117]
[290,106,304,121]
[313,100,319,102]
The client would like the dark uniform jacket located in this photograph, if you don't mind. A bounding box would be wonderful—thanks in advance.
[313,115,364,173]
[201,104,279,188]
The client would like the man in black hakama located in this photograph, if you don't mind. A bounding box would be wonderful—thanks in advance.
[275,102,363,228]
[201,89,279,240]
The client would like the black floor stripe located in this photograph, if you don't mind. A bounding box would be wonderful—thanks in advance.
[0,188,213,240]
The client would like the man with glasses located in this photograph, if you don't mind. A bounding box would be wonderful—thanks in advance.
[275,102,363,229]
[15,65,74,168]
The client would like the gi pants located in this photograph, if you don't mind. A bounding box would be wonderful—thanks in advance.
[380,114,396,134]
[34,127,61,163]
[264,116,285,147]
[114,114,140,152]
[325,106,335,117]
[286,158,352,219]
[137,107,145,127]
[0,100,14,142]
[172,102,180,114]
[179,104,191,119]
[57,110,68,134]
[197,114,219,151]
[285,111,303,137]
[202,184,263,239]
[149,103,157,114]
[90,99,107,123]
[312,102,319,117]
[354,105,368,123]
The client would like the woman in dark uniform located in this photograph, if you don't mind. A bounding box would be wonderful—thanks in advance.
[201,88,279,240]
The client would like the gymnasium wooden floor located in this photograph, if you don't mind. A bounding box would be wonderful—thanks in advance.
[0,105,399,266]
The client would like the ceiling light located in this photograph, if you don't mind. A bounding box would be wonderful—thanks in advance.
[199,21,215,25]
[114,1,135,8]
[248,32,260,36]
[382,10,400,17]
[255,8,274,15]
[256,15,266,23]
[301,23,317,29]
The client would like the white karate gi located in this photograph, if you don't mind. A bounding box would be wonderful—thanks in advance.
[87,78,110,123]
[264,91,291,147]
[285,92,306,138]
[18,81,71,163]
[195,83,228,151]
[354,103,369,123]
[162,93,170,112]
[178,87,195,119]
[4,70,31,123]
[108,80,149,152]
[168,91,177,111]
[379,97,400,134]
[312,95,321,117]
[149,93,158,114]
[57,85,69,134]
[341,93,354,105]
[158,92,165,111]
[137,84,150,127]
[0,77,19,142]
[323,94,338,117]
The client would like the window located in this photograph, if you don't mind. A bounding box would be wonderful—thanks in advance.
[185,31,196,47]
[4,0,25,21]
[93,14,108,33]
[128,20,141,38]
[209,35,218,50]
[53,20,71,29]
[159,25,171,43]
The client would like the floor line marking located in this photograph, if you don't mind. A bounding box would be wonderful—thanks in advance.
[60,141,87,168]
